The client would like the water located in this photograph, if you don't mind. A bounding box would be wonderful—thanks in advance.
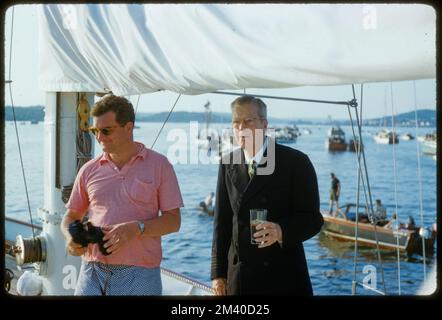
[4,121,437,295]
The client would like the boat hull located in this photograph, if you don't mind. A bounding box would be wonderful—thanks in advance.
[325,139,347,151]
[373,131,399,144]
[348,139,363,152]
[422,140,436,155]
[320,212,434,256]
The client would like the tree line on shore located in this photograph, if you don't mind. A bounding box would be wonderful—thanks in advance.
[4,106,435,127]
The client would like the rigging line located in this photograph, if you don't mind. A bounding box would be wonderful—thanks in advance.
[349,85,376,213]
[135,94,141,114]
[349,83,366,294]
[7,7,14,82]
[355,120,388,296]
[349,99,362,295]
[412,80,427,281]
[349,84,374,294]
[359,84,363,127]
[350,84,387,295]
[212,91,357,107]
[151,93,182,150]
[351,162,362,295]
[389,82,402,295]
[7,7,36,239]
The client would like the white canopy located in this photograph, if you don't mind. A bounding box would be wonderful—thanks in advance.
[38,4,435,96]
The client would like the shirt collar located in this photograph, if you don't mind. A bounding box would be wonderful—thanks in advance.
[244,137,268,165]
[99,142,147,165]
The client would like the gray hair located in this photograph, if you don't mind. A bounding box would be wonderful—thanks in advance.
[230,96,267,119]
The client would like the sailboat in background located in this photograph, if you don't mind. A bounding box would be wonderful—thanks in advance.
[196,100,215,149]
[374,85,399,144]
[196,101,236,155]
[374,128,399,144]
[421,132,437,156]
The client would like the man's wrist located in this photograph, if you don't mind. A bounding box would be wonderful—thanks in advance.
[275,223,283,244]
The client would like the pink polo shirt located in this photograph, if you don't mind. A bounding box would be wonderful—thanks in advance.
[66,142,184,268]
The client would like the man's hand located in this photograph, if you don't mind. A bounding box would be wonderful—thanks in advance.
[102,221,140,254]
[254,221,283,248]
[67,238,87,256]
[212,278,227,296]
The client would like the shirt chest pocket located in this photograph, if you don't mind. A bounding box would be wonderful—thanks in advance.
[128,178,158,208]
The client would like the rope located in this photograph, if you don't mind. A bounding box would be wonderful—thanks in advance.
[7,7,36,240]
[348,84,387,295]
[389,82,402,295]
[161,267,214,294]
[350,85,370,207]
[19,237,44,263]
[413,80,427,281]
[151,94,181,150]
[350,84,364,295]
[349,84,377,294]
[135,94,141,114]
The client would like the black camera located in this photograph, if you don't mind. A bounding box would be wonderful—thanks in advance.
[68,220,110,256]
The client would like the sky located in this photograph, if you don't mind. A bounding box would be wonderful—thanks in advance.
[4,5,436,120]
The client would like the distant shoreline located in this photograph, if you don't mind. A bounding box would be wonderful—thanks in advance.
[4,106,436,127]
[6,120,436,129]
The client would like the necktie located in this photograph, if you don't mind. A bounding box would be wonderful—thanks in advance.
[248,161,257,179]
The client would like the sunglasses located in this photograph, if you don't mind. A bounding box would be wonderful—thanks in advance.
[231,117,264,128]
[89,125,124,136]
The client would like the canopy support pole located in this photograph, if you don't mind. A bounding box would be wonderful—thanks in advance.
[212,90,358,108]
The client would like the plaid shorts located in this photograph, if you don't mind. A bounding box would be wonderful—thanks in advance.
[74,261,162,296]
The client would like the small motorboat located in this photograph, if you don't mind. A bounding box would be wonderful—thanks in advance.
[348,138,363,152]
[198,192,215,216]
[320,203,435,257]
[421,132,436,155]
[274,125,298,144]
[197,202,214,216]
[325,126,347,151]
[400,132,414,141]
[373,129,399,144]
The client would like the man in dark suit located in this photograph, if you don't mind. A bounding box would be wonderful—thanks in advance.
[211,96,324,295]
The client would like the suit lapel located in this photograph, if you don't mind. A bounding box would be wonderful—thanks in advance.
[231,141,278,208]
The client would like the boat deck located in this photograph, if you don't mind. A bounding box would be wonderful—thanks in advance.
[5,255,23,296]
[5,217,213,296]
[4,252,213,296]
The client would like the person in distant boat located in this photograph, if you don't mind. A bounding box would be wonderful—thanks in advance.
[384,212,401,229]
[199,192,215,216]
[61,94,183,296]
[205,192,215,208]
[431,218,437,239]
[405,215,417,230]
[373,199,387,225]
[211,95,323,296]
[329,173,341,216]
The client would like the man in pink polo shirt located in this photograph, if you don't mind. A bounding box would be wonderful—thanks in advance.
[61,94,183,295]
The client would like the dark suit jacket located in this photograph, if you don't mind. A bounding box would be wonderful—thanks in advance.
[211,141,323,295]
